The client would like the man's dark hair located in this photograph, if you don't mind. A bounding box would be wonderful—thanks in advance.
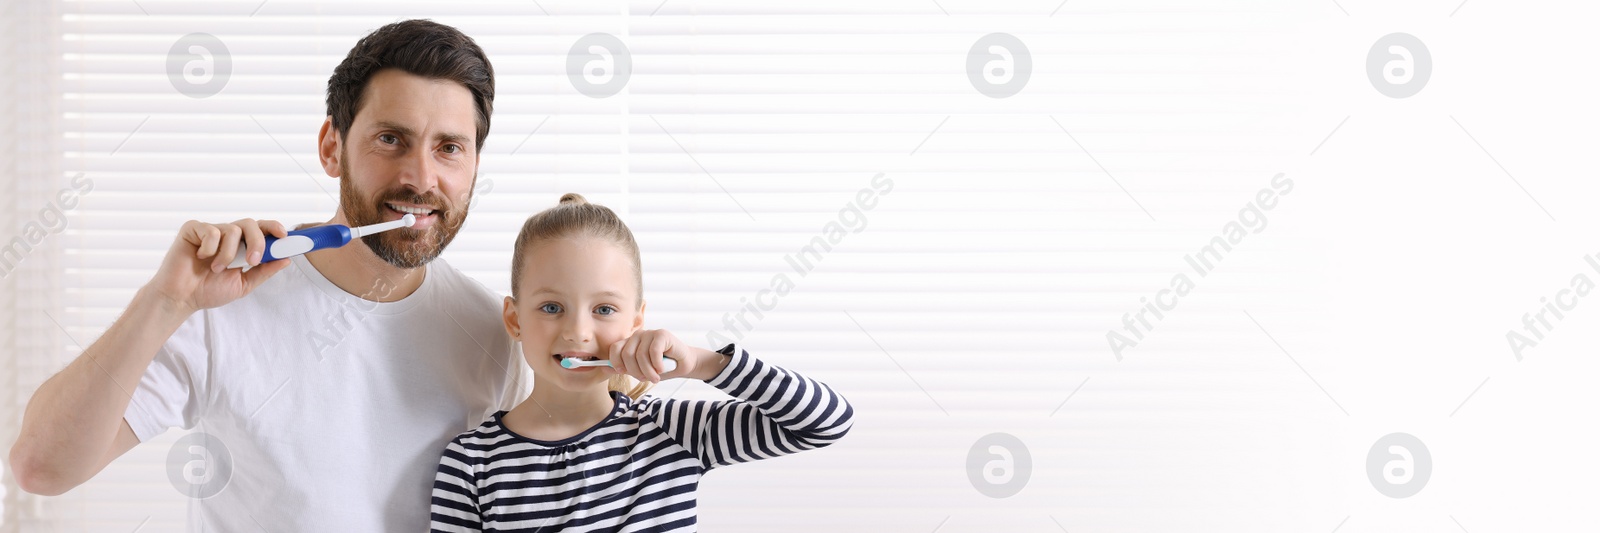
[326,19,494,152]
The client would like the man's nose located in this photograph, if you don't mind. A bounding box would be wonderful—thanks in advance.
[395,143,440,195]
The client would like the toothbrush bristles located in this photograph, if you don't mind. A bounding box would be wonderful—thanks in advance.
[401,213,416,227]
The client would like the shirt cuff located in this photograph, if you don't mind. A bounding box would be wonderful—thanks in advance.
[705,343,747,388]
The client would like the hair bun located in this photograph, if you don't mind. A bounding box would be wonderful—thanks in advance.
[558,193,588,205]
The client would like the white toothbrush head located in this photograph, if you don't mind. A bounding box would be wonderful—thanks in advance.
[560,357,601,369]
[350,213,417,238]
[560,357,676,372]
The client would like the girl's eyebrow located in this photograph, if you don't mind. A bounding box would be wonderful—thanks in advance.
[530,287,625,299]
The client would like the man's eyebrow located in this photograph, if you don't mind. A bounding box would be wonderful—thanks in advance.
[373,120,473,148]
[436,131,472,148]
[530,287,625,299]
[373,120,415,137]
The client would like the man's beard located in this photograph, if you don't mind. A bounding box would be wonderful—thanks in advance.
[337,158,470,269]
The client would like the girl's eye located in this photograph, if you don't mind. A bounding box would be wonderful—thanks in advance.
[539,303,562,314]
[595,305,617,316]
[379,133,399,145]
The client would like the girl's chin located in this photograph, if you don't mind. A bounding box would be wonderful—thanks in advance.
[532,365,611,385]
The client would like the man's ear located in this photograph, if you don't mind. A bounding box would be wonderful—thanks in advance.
[502,296,520,338]
[317,116,341,178]
[631,299,646,334]
[472,150,483,184]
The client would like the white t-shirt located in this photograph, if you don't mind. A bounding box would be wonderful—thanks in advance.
[124,254,530,531]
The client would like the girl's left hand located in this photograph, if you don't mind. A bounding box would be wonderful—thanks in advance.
[606,329,728,384]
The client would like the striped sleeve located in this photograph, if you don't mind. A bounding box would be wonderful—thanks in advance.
[430,437,483,533]
[645,344,855,471]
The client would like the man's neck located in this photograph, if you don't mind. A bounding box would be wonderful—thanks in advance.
[301,216,426,302]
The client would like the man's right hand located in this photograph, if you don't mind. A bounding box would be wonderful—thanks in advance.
[9,218,294,496]
[146,218,294,314]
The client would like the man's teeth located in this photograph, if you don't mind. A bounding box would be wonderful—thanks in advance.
[387,203,434,216]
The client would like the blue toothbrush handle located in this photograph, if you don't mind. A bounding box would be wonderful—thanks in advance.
[227,225,352,270]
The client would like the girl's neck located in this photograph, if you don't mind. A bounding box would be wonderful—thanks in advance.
[505,381,617,442]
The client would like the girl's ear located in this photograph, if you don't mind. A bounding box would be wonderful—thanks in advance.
[631,299,646,334]
[502,296,520,338]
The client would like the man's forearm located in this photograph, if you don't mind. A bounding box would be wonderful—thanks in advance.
[9,287,194,494]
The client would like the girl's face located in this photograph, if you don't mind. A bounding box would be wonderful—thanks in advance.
[504,236,644,393]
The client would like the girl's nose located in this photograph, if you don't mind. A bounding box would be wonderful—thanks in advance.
[561,315,593,344]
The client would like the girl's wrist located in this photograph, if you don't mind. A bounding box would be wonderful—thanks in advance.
[687,346,731,382]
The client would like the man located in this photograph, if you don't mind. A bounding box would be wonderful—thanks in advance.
[9,19,526,530]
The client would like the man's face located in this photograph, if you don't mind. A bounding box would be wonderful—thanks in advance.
[334,68,480,268]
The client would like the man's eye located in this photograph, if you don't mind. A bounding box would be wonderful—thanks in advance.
[539,303,562,314]
[442,144,460,154]
[379,134,398,145]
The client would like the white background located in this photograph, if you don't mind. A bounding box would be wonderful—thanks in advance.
[3,0,1598,531]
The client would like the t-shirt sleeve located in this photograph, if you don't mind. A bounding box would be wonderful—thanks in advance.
[430,437,483,532]
[122,311,210,442]
[642,343,855,472]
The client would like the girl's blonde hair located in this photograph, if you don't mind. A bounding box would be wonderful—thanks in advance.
[511,193,651,399]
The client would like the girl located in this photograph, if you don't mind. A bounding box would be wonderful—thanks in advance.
[430,193,854,532]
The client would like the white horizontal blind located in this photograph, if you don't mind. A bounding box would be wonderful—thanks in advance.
[3,0,66,530]
[27,1,1321,532]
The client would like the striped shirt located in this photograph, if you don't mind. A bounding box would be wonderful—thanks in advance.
[429,344,854,532]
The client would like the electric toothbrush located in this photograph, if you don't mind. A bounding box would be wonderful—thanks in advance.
[226,214,415,270]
